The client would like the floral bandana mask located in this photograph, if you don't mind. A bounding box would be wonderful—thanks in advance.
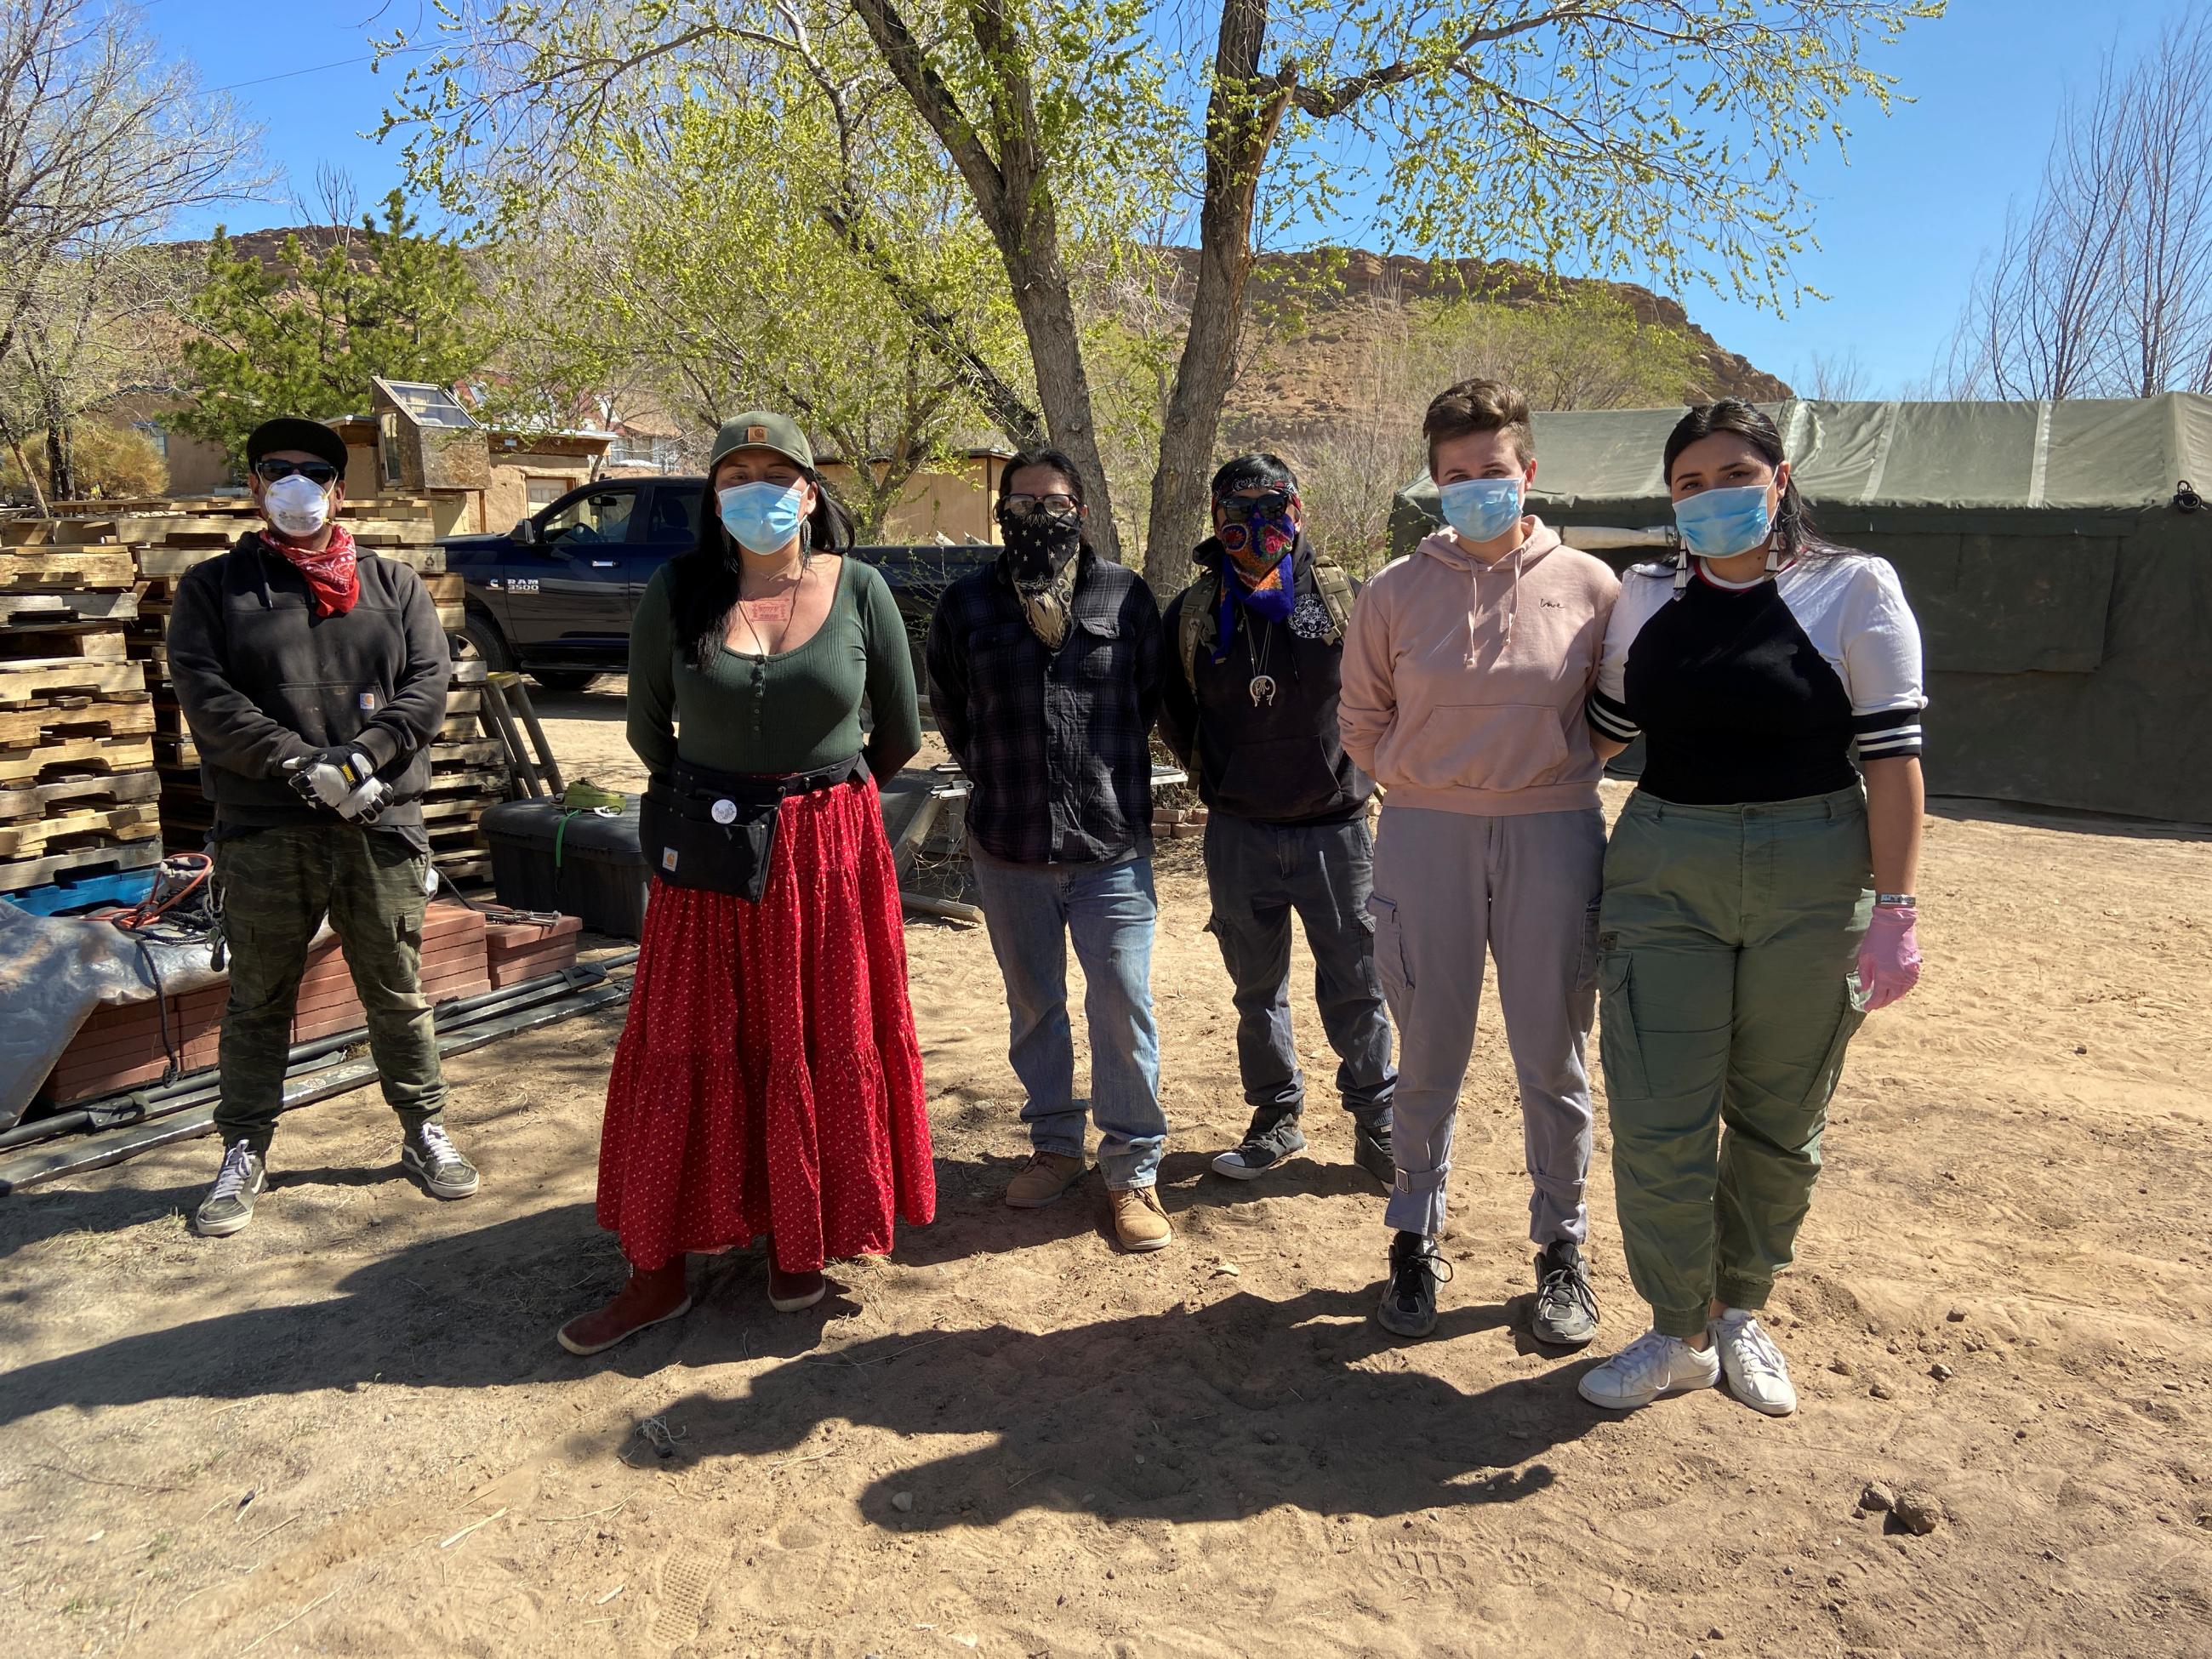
[1213,488,1299,655]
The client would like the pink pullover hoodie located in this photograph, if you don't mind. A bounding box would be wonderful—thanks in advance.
[1338,518,1620,816]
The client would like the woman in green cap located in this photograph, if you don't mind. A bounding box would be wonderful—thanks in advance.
[558,412,933,1355]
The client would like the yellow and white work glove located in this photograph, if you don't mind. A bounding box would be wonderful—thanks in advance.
[284,747,390,822]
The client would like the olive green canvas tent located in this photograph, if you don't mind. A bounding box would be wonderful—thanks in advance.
[1390,395,2212,824]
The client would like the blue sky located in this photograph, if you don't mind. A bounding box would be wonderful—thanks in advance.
[148,0,2179,397]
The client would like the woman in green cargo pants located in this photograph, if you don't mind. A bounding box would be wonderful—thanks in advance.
[1579,401,1927,1417]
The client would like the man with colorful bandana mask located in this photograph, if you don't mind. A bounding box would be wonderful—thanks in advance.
[1158,453,1396,1188]
[167,416,472,1237]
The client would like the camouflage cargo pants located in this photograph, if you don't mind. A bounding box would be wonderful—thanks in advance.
[212,824,447,1154]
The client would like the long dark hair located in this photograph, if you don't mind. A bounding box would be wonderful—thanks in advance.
[667,465,855,670]
[1662,400,1824,561]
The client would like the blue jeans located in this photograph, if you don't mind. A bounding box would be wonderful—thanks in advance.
[1203,811,1395,1125]
[968,847,1167,1189]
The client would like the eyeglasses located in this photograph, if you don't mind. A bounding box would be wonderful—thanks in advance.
[253,459,339,487]
[1001,493,1080,516]
[1215,488,1296,522]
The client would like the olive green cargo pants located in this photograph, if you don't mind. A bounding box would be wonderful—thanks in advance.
[1597,786,1873,1339]
[213,824,447,1155]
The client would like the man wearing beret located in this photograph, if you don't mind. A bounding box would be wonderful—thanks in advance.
[168,416,473,1235]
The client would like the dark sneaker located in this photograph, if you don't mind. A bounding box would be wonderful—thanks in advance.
[1351,1114,1394,1187]
[195,1140,266,1237]
[1377,1229,1449,1339]
[1210,1113,1307,1180]
[769,1263,827,1313]
[401,1122,480,1199]
[1531,1240,1599,1348]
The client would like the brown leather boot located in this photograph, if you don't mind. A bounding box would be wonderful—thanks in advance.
[1005,1151,1087,1209]
[1108,1185,1172,1253]
[768,1262,827,1313]
[556,1260,692,1355]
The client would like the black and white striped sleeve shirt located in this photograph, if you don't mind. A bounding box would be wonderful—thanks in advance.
[1586,550,1926,806]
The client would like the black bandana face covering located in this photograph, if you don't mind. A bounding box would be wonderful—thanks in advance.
[1000,510,1083,650]
[1001,511,1083,585]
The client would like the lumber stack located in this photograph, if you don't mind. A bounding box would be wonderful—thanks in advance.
[11,496,510,886]
[0,539,160,905]
[485,913,583,989]
[42,900,493,1105]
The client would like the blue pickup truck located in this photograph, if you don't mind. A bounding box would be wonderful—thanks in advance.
[440,475,994,692]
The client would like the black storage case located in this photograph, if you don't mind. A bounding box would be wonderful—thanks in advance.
[481,797,652,939]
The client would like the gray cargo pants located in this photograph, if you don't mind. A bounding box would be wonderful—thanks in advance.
[1367,803,1605,1243]
[212,824,447,1155]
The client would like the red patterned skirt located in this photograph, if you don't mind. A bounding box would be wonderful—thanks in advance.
[596,773,934,1273]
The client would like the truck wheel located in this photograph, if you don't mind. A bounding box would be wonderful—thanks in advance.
[531,670,597,693]
[463,610,516,674]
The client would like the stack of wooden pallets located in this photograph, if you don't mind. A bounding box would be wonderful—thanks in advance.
[18,495,511,886]
[0,533,160,908]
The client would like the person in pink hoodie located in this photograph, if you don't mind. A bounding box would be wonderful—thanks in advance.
[1339,378,1620,1347]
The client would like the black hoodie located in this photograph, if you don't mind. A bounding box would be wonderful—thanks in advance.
[1156,539,1373,825]
[166,533,450,842]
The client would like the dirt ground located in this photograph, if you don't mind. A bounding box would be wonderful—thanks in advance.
[3,676,2209,1659]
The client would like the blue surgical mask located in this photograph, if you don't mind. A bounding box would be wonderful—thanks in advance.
[1672,482,1774,560]
[717,480,808,555]
[1437,476,1524,544]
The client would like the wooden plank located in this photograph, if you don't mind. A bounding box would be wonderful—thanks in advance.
[0,771,160,821]
[0,658,147,705]
[425,572,465,601]
[0,838,161,894]
[0,734,152,784]
[0,801,162,858]
[0,627,127,663]
[153,733,198,767]
[0,696,154,747]
[0,548,136,590]
[430,738,505,768]
[0,587,139,627]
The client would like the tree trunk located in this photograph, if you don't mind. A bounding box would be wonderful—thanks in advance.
[1143,0,1286,586]
[44,396,74,505]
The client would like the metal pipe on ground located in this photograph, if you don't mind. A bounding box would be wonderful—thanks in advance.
[0,954,639,1155]
[0,974,637,1193]
[901,892,982,926]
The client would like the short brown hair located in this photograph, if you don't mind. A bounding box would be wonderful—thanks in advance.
[1422,379,1534,473]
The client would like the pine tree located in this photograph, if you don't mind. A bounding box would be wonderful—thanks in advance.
[173,191,485,465]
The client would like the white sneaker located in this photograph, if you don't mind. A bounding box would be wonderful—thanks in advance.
[1711,1308,1798,1416]
[1577,1328,1721,1411]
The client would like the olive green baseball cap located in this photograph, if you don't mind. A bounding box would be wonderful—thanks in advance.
[709,411,814,472]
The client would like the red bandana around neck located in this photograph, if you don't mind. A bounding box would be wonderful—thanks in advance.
[264,522,361,619]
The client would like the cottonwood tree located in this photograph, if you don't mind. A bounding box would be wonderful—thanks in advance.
[1951,9,2212,399]
[482,60,1026,540]
[385,0,1937,581]
[0,0,260,506]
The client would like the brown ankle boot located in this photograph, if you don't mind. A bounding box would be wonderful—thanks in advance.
[556,1260,692,1355]
[768,1262,827,1313]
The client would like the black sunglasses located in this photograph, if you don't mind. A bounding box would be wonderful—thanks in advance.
[253,459,339,487]
[1216,487,1296,522]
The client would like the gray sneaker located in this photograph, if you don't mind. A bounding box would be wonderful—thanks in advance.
[1211,1113,1307,1180]
[1351,1113,1394,1187]
[1377,1230,1449,1339]
[195,1140,266,1237]
[1531,1240,1599,1348]
[401,1122,480,1199]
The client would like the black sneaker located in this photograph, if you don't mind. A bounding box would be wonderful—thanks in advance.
[195,1140,266,1237]
[1210,1114,1307,1181]
[1377,1230,1449,1339]
[401,1122,480,1199]
[1351,1113,1394,1187]
[1531,1240,1599,1348]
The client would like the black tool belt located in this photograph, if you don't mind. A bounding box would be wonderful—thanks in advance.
[640,755,865,902]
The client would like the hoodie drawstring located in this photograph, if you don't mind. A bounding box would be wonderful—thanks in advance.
[1463,545,1526,661]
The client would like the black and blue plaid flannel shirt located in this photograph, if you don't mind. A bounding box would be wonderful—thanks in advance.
[926,552,1165,866]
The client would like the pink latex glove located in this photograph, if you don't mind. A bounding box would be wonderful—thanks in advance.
[1855,904,1921,1012]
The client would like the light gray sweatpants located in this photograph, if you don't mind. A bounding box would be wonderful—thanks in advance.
[1366,803,1605,1243]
